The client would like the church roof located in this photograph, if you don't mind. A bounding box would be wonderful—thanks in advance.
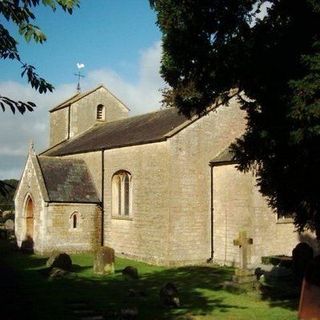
[43,107,193,156]
[210,147,236,166]
[37,156,100,203]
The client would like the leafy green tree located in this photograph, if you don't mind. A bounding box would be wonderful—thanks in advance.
[0,0,79,196]
[151,1,320,237]
[0,0,79,114]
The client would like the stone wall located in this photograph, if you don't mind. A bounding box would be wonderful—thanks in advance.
[15,155,101,254]
[103,142,170,265]
[14,155,48,252]
[49,87,129,148]
[69,87,128,139]
[212,164,316,266]
[101,99,248,265]
[166,98,247,265]
[49,107,68,147]
[43,203,101,253]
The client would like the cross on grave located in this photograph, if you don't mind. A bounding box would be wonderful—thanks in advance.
[224,231,256,290]
[233,231,253,271]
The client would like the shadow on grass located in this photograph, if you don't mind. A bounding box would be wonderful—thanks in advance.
[0,240,298,319]
[259,274,300,311]
[0,241,246,319]
[53,265,246,319]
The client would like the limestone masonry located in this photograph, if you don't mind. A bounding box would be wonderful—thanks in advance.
[14,85,318,266]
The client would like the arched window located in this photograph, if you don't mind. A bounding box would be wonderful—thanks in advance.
[70,211,80,229]
[24,195,34,238]
[96,104,105,120]
[73,214,77,229]
[112,171,132,216]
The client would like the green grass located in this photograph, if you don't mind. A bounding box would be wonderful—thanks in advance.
[0,240,299,320]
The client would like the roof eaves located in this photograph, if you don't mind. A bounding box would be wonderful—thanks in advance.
[48,200,101,205]
[209,160,238,167]
[47,136,168,157]
[39,138,69,156]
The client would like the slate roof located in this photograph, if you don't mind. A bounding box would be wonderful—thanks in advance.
[210,147,236,166]
[37,156,100,203]
[43,107,192,156]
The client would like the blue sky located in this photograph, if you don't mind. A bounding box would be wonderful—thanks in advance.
[0,0,165,179]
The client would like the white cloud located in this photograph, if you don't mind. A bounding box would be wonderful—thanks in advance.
[0,41,165,179]
[85,41,165,114]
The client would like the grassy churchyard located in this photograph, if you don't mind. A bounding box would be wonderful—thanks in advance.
[0,240,299,320]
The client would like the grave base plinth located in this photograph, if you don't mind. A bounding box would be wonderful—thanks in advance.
[232,268,256,283]
[224,268,258,293]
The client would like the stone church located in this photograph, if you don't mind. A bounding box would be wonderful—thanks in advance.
[14,85,310,266]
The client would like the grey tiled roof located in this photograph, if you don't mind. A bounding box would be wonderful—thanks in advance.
[37,156,100,203]
[44,107,191,156]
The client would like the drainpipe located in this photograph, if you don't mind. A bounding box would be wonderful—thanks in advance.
[207,163,214,262]
[67,105,71,139]
[101,149,105,246]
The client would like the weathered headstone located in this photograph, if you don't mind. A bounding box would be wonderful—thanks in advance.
[298,255,320,319]
[232,231,255,284]
[93,246,115,275]
[46,252,72,271]
[122,266,139,279]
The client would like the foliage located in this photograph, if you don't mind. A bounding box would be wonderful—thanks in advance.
[0,1,79,196]
[0,179,18,211]
[0,0,79,114]
[151,0,320,237]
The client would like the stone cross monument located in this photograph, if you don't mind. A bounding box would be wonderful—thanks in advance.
[232,231,255,283]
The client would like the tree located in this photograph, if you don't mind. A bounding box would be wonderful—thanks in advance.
[0,0,79,196]
[0,0,79,114]
[150,1,320,237]
[0,179,18,211]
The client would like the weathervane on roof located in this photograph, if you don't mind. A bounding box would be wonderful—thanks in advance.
[74,63,85,93]
[29,139,35,155]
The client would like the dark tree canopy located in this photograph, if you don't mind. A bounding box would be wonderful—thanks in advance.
[0,0,79,114]
[0,179,18,211]
[151,0,320,237]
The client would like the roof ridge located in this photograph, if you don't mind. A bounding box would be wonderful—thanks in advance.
[49,84,105,112]
[50,92,81,111]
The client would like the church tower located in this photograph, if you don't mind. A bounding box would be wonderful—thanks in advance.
[48,85,129,147]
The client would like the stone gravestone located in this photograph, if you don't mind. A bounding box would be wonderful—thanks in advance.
[46,252,72,271]
[224,231,255,292]
[298,255,320,320]
[93,246,115,275]
[232,231,255,284]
